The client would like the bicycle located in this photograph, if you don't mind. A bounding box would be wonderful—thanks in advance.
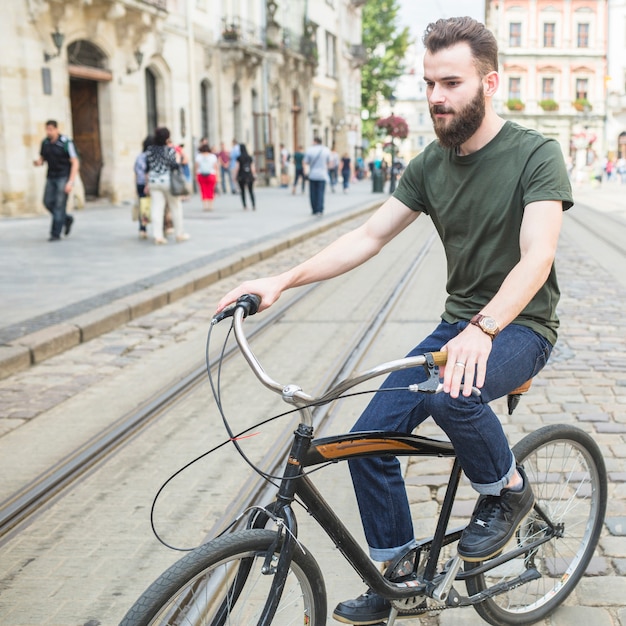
[121,294,607,626]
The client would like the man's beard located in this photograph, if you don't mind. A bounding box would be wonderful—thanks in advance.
[430,86,486,149]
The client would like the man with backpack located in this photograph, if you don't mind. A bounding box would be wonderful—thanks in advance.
[34,120,79,241]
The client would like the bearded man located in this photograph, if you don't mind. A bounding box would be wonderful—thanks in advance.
[217,16,573,624]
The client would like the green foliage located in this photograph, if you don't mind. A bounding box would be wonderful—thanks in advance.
[573,98,592,112]
[506,98,525,111]
[361,0,411,141]
[539,99,559,111]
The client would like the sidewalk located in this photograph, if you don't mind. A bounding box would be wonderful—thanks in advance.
[0,180,381,379]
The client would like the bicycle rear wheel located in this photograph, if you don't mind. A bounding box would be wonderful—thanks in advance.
[465,424,606,625]
[120,529,327,626]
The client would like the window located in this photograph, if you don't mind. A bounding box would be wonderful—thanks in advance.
[508,77,521,100]
[542,78,555,100]
[576,78,589,100]
[577,23,589,48]
[543,23,555,47]
[200,80,211,143]
[145,68,158,133]
[325,31,337,78]
[509,22,522,47]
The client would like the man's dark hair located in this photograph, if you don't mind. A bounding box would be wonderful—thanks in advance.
[423,17,498,77]
[154,126,170,146]
[45,120,58,128]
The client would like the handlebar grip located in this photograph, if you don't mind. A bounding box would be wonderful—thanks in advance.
[238,293,261,317]
[212,294,262,324]
[429,351,448,366]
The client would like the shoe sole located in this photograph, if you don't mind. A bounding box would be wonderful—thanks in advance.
[458,497,535,562]
[332,613,388,625]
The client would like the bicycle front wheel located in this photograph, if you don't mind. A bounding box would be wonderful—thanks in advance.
[120,529,327,626]
[465,424,607,625]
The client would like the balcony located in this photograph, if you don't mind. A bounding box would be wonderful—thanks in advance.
[349,44,367,68]
[220,17,263,47]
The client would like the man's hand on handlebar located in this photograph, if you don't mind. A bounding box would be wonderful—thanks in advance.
[215,276,286,316]
[440,324,492,399]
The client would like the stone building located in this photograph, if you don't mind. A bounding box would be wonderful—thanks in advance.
[0,0,364,216]
[606,0,626,159]
[486,0,609,177]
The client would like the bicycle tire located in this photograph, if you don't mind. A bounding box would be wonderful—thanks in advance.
[464,424,607,625]
[120,529,327,626]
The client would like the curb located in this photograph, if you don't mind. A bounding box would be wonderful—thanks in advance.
[0,201,381,380]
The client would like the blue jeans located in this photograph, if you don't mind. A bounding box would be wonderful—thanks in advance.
[309,179,326,214]
[221,166,234,193]
[349,320,552,562]
[293,168,305,192]
[43,176,69,238]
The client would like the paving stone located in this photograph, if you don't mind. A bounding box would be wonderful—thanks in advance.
[599,536,626,558]
[606,517,626,536]
[576,575,626,605]
[549,605,614,626]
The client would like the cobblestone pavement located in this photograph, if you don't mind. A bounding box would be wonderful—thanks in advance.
[0,182,625,624]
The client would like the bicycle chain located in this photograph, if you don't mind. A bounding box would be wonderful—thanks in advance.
[390,596,448,615]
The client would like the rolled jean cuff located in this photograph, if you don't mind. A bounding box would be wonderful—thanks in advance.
[369,538,417,563]
[470,452,517,496]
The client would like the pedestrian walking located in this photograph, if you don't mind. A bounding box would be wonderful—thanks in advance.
[279,143,290,188]
[328,144,340,192]
[217,142,234,194]
[195,144,218,211]
[133,135,153,238]
[234,143,256,210]
[303,137,330,216]
[229,139,241,195]
[291,145,306,195]
[33,120,79,241]
[217,16,573,625]
[341,152,352,193]
[145,126,189,244]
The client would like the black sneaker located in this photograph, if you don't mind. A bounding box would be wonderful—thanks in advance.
[333,550,418,624]
[48,235,61,242]
[458,466,534,562]
[64,215,74,236]
[333,588,390,625]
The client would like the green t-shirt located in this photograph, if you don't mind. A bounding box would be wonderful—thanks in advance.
[393,121,573,345]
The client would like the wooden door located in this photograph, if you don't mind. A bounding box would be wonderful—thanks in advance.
[70,79,102,198]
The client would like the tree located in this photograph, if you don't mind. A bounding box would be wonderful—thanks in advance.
[361,0,411,141]
[376,114,409,140]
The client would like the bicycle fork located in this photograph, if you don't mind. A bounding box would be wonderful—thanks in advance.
[255,423,314,626]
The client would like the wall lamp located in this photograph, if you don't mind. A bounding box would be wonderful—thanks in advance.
[44,29,65,62]
[127,49,144,74]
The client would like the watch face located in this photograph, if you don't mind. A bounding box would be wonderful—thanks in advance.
[482,317,497,331]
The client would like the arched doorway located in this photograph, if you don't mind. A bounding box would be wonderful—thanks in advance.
[67,40,110,198]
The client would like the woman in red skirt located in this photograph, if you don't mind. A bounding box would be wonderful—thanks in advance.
[195,144,218,210]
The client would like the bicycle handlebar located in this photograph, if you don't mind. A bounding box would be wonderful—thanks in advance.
[212,295,452,418]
